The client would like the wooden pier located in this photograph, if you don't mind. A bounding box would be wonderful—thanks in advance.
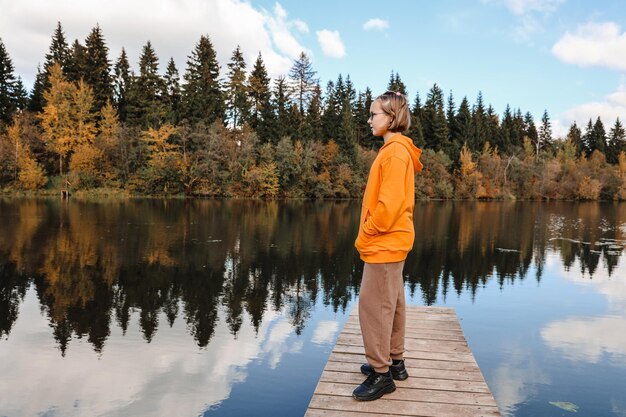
[305,306,501,417]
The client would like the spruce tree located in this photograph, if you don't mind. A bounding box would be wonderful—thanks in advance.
[0,38,21,125]
[84,25,113,112]
[273,76,291,141]
[583,119,594,156]
[387,71,407,95]
[29,22,72,112]
[356,88,375,148]
[321,80,340,142]
[566,121,583,157]
[66,39,88,83]
[407,92,424,147]
[499,105,514,153]
[423,83,448,152]
[471,92,486,150]
[538,110,552,153]
[247,52,270,130]
[607,118,625,164]
[225,45,249,129]
[485,105,500,150]
[304,83,323,142]
[589,117,607,155]
[452,97,472,155]
[164,58,182,125]
[182,35,223,125]
[126,41,165,128]
[113,48,131,122]
[523,112,538,147]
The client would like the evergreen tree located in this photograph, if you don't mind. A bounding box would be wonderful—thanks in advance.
[451,97,472,156]
[471,92,486,150]
[511,109,525,152]
[126,41,165,128]
[422,84,448,152]
[407,91,424,147]
[338,95,358,162]
[566,121,583,157]
[113,48,131,122]
[356,88,375,148]
[288,51,317,116]
[0,38,22,125]
[84,25,113,112]
[247,52,270,130]
[485,105,500,150]
[182,35,223,125]
[273,76,291,141]
[225,46,249,129]
[499,105,514,153]
[588,116,607,155]
[387,71,407,95]
[163,58,182,125]
[304,83,323,142]
[583,119,594,156]
[523,112,538,147]
[538,110,552,154]
[66,39,89,84]
[607,118,625,164]
[321,80,340,142]
[29,22,72,112]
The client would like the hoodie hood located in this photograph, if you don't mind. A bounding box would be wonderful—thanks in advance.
[381,134,423,173]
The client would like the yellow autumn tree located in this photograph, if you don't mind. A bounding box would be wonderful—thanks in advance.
[7,114,47,190]
[139,124,181,193]
[97,100,121,182]
[39,62,97,179]
[455,143,484,198]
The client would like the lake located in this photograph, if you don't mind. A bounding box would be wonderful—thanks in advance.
[1,199,625,417]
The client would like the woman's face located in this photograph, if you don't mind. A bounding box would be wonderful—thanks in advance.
[368,99,391,137]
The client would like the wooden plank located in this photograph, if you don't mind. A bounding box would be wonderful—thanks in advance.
[306,305,501,417]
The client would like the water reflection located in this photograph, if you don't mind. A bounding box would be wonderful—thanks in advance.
[2,200,626,354]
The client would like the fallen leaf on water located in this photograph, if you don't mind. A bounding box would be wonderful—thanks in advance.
[549,401,579,413]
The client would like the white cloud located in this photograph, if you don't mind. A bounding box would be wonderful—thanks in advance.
[483,0,565,15]
[552,22,626,71]
[556,83,626,137]
[0,0,309,88]
[316,29,345,58]
[363,18,389,31]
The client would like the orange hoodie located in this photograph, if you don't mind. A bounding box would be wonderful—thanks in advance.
[355,134,423,263]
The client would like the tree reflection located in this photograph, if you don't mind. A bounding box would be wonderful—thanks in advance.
[0,199,624,355]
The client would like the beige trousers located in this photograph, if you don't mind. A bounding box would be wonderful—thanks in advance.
[358,261,406,373]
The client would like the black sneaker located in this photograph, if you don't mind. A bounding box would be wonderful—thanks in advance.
[352,371,396,401]
[360,360,409,381]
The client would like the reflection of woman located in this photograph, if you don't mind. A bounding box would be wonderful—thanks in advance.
[352,91,423,401]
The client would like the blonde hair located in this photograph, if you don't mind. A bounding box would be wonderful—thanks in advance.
[376,91,411,132]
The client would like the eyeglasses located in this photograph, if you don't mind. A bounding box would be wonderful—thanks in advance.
[369,112,384,119]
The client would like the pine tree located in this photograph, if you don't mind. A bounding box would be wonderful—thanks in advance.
[523,112,538,147]
[356,88,375,148]
[485,105,500,150]
[288,51,317,116]
[163,57,182,125]
[84,25,113,112]
[126,41,165,128]
[423,84,448,152]
[607,118,625,164]
[538,110,552,154]
[499,105,514,153]
[113,48,131,122]
[182,35,223,125]
[583,119,594,156]
[28,22,72,112]
[225,46,249,129]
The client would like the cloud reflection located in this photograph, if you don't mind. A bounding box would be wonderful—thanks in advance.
[0,287,301,417]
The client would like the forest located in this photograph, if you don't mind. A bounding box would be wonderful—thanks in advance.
[1,22,626,200]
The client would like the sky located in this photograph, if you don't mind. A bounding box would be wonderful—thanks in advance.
[1,0,626,137]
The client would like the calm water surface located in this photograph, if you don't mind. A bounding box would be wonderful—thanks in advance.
[1,199,625,417]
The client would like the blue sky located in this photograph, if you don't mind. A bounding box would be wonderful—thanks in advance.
[1,0,626,137]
